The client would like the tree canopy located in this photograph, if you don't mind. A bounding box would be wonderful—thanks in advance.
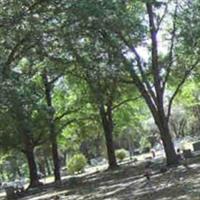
[0,0,200,188]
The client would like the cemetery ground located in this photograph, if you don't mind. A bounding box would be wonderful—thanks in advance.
[2,154,200,200]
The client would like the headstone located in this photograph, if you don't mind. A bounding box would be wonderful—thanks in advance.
[68,177,82,187]
[5,186,17,200]
[90,158,98,166]
[193,141,200,151]
[183,149,193,158]
[142,147,150,153]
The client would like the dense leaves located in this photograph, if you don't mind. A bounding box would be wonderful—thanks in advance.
[0,0,200,187]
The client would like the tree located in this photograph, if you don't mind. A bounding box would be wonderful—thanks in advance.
[0,0,53,187]
[60,0,200,165]
[0,0,51,79]
[72,55,120,169]
[174,80,200,136]
[114,96,150,154]
[0,69,49,187]
[41,68,62,182]
[40,63,85,181]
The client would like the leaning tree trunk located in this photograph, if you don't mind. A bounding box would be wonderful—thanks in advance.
[24,148,41,188]
[99,104,118,169]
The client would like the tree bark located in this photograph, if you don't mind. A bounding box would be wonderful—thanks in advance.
[42,70,61,182]
[51,136,61,182]
[24,148,41,188]
[146,2,178,166]
[99,104,118,169]
[121,2,178,166]
[155,115,178,166]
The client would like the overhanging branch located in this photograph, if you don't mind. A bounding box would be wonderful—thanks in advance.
[167,59,200,120]
[58,116,94,133]
[112,96,142,111]
[54,108,81,121]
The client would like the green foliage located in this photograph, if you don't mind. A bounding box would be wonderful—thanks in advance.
[67,154,87,174]
[115,149,128,161]
[176,81,200,107]
[140,136,151,150]
[0,0,200,183]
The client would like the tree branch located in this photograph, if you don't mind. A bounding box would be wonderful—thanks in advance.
[98,29,159,119]
[58,117,94,133]
[3,34,30,78]
[146,3,162,102]
[167,59,200,120]
[33,132,47,146]
[112,95,142,111]
[163,1,178,90]
[156,2,168,32]
[119,78,134,84]
[49,74,63,85]
[0,0,48,28]
[117,32,157,103]
[123,55,158,118]
[54,108,81,121]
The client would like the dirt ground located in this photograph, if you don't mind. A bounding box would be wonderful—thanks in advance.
[9,158,200,200]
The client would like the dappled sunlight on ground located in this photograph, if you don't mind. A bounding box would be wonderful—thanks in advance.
[2,158,200,200]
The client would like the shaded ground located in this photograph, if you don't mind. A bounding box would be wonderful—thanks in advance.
[7,157,200,200]
[1,155,200,200]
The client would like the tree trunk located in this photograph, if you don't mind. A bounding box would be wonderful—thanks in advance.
[156,118,178,166]
[99,105,118,169]
[24,148,41,188]
[42,71,61,182]
[130,74,178,165]
[51,137,61,182]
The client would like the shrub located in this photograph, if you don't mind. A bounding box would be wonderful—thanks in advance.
[67,154,87,174]
[115,149,128,161]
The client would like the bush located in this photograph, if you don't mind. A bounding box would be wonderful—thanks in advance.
[115,149,128,161]
[67,154,87,174]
